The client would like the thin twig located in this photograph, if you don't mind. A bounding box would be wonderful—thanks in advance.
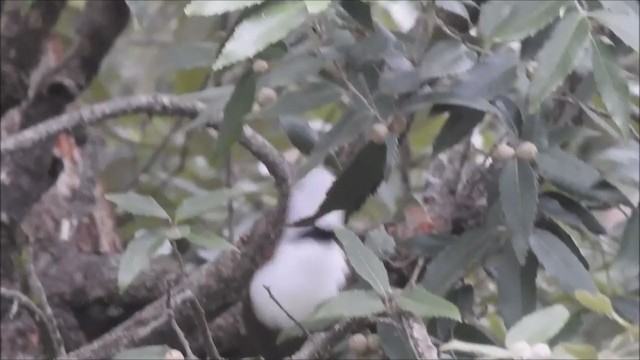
[0,287,62,358]
[408,257,426,286]
[166,287,198,360]
[289,318,372,360]
[10,222,66,357]
[263,285,310,337]
[185,291,224,360]
[224,151,235,243]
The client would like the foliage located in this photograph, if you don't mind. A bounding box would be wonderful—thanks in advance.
[82,0,639,358]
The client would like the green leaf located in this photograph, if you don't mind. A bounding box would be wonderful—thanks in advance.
[185,232,236,251]
[402,233,454,256]
[432,106,485,155]
[616,205,639,267]
[295,141,386,225]
[440,340,513,359]
[557,343,599,360]
[305,0,331,14]
[158,225,190,240]
[280,116,318,155]
[528,11,590,111]
[479,1,564,44]
[113,345,172,360]
[378,70,422,95]
[212,71,257,162]
[499,159,538,265]
[257,82,343,119]
[213,1,309,70]
[377,319,419,360]
[529,228,598,294]
[105,192,170,220]
[184,0,264,16]
[420,40,477,79]
[257,54,328,89]
[340,0,374,30]
[536,147,601,192]
[495,246,538,328]
[450,47,519,99]
[590,36,631,139]
[335,228,391,297]
[540,191,606,235]
[504,304,570,349]
[118,230,166,292]
[395,286,461,321]
[365,226,396,260]
[537,218,590,269]
[423,227,499,296]
[175,189,240,222]
[574,290,615,317]
[590,10,639,52]
[311,289,386,321]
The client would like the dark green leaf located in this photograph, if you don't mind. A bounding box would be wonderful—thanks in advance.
[403,92,502,116]
[450,47,519,99]
[335,228,391,296]
[185,232,236,251]
[347,31,393,64]
[478,1,564,44]
[212,1,309,69]
[118,231,166,292]
[520,111,549,150]
[420,40,477,79]
[590,10,639,52]
[499,159,538,265]
[105,192,170,220]
[530,228,598,294]
[257,81,343,119]
[505,304,570,348]
[495,247,538,328]
[541,191,606,235]
[423,227,499,296]
[113,345,172,360]
[311,289,385,320]
[432,107,484,155]
[377,319,419,360]
[340,0,374,30]
[616,205,639,268]
[537,218,590,270]
[395,286,461,321]
[379,70,422,95]
[528,11,590,110]
[591,36,631,139]
[537,147,601,192]
[492,95,523,136]
[279,115,318,155]
[521,18,558,61]
[258,54,328,88]
[296,141,386,225]
[213,71,257,161]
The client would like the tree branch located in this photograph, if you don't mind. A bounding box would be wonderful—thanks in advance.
[10,94,293,359]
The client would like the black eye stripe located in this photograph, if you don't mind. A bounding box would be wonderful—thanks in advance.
[298,226,336,241]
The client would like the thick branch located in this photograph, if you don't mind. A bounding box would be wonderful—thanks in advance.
[0,0,67,115]
[5,94,294,359]
[0,0,129,225]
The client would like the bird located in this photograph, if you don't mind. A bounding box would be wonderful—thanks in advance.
[241,166,353,359]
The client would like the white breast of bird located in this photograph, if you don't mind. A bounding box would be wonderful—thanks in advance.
[249,166,349,331]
